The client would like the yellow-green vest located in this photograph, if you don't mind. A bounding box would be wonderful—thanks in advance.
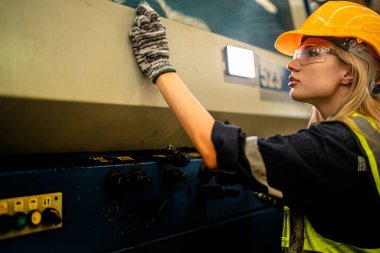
[282,113,380,252]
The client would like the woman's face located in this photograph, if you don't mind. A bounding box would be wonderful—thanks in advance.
[287,37,351,109]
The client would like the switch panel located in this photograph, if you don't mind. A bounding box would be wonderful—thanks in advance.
[0,192,62,240]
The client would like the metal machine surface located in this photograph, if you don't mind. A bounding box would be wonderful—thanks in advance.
[0,0,309,154]
[0,0,307,252]
[0,149,282,252]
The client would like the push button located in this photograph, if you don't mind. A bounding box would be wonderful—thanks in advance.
[28,210,42,227]
[13,212,28,230]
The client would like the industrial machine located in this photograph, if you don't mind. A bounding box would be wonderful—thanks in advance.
[0,0,309,252]
[0,147,284,252]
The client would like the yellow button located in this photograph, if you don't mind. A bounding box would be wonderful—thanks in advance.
[28,210,42,227]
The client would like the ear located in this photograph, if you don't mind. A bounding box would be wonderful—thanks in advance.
[341,66,353,85]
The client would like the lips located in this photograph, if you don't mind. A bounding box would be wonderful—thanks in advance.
[288,76,299,88]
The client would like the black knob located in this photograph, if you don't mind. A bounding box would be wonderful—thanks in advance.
[42,208,62,225]
[106,170,129,194]
[164,165,187,183]
[127,168,153,186]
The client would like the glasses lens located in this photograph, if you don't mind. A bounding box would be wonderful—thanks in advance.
[293,45,328,66]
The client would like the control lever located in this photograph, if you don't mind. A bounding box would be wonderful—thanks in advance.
[166,145,190,167]
[153,145,190,167]
[197,184,240,199]
[153,145,189,184]
[198,163,240,185]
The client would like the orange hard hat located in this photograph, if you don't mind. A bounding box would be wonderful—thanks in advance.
[274,1,380,58]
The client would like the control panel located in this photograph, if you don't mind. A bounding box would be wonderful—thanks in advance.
[0,192,62,240]
[0,148,282,252]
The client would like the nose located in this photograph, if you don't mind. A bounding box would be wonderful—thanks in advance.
[287,58,300,72]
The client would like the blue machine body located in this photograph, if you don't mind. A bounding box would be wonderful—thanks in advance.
[0,150,282,252]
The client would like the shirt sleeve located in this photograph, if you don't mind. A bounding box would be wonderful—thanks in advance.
[211,121,267,192]
[211,121,245,172]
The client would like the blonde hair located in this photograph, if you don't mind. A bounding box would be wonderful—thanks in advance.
[308,46,380,130]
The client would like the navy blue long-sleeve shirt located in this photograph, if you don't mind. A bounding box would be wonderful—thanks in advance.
[211,120,380,248]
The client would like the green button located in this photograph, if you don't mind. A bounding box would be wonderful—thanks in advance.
[13,212,28,230]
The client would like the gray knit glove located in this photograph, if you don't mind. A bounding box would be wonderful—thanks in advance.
[129,1,176,84]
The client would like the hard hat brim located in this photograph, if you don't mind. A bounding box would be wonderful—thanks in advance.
[274,30,304,57]
[275,30,380,59]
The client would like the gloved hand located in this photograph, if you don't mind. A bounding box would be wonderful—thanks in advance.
[129,1,176,84]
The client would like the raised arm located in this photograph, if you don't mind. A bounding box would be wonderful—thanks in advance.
[129,2,217,168]
[156,73,216,168]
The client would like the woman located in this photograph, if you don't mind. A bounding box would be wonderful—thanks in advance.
[129,1,380,252]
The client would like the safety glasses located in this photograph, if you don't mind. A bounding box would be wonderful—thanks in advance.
[293,44,337,66]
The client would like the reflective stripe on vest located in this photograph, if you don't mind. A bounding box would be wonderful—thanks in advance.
[282,206,290,248]
[351,113,380,200]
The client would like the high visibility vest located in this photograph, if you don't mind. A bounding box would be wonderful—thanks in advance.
[282,113,380,252]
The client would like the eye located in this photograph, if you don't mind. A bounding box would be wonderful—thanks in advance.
[306,47,322,58]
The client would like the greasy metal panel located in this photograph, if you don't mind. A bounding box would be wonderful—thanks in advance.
[0,97,308,154]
